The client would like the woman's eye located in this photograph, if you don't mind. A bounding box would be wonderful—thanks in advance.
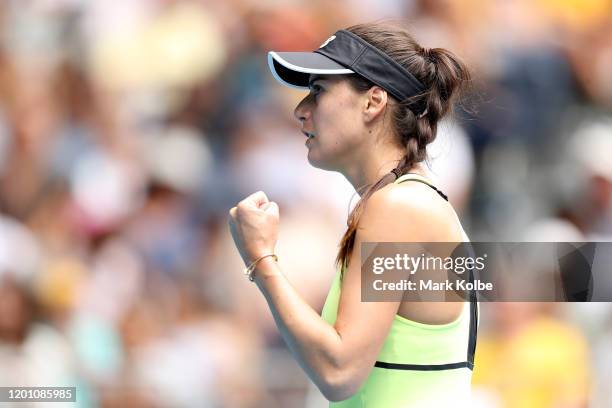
[310,84,322,95]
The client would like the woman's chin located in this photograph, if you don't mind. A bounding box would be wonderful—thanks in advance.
[306,153,336,171]
[306,153,322,168]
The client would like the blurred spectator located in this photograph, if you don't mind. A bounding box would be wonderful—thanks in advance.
[472,303,591,408]
[0,274,92,407]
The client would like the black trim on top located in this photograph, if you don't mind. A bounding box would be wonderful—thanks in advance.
[467,248,479,366]
[374,361,474,371]
[374,175,479,372]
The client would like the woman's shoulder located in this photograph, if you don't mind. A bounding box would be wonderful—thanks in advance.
[359,178,462,242]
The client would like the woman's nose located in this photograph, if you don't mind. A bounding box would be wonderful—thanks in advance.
[293,95,312,123]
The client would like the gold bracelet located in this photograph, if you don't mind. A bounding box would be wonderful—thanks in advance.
[244,253,278,282]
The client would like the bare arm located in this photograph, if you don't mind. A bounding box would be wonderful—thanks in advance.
[252,259,349,401]
[248,184,453,401]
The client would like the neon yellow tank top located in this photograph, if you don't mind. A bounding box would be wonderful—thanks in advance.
[321,173,479,407]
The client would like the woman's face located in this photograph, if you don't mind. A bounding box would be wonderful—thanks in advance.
[293,74,368,171]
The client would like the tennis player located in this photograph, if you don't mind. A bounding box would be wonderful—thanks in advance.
[228,21,478,407]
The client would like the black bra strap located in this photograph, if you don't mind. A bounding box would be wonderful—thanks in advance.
[395,173,449,202]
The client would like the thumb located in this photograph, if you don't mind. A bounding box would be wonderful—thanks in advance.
[263,201,279,217]
[249,191,269,209]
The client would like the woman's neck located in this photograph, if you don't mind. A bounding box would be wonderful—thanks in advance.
[342,142,428,196]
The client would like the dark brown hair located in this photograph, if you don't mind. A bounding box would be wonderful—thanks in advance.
[335,21,471,277]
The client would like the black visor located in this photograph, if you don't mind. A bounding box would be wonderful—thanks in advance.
[268,29,427,115]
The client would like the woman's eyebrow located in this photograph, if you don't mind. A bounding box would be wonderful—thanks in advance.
[308,76,326,88]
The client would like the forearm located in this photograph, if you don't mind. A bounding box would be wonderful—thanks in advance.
[252,257,346,395]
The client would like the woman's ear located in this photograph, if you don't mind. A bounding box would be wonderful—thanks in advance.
[364,86,388,123]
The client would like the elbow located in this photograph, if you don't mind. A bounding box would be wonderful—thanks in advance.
[319,366,362,402]
[325,389,357,403]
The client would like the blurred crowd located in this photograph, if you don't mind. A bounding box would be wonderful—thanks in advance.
[0,0,611,407]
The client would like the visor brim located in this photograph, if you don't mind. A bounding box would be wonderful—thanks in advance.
[267,51,354,90]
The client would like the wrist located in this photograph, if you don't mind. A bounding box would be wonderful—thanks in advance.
[244,249,274,266]
[244,252,279,282]
[252,255,282,283]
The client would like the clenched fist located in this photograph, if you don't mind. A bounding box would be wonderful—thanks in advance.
[228,191,280,266]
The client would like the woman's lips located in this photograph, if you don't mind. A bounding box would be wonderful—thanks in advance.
[302,130,316,139]
[302,130,315,146]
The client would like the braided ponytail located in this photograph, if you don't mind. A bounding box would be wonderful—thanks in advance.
[335,22,471,277]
